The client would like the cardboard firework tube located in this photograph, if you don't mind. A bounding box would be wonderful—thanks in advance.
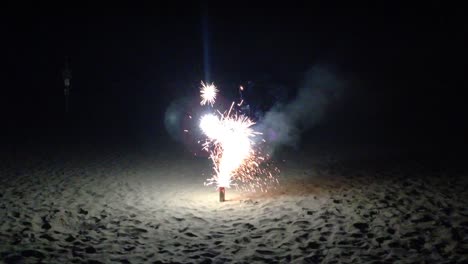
[219,187,225,202]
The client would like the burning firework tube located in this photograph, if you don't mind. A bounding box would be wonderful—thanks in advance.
[219,187,225,202]
[199,82,278,202]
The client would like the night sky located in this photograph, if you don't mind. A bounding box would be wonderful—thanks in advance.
[2,2,467,152]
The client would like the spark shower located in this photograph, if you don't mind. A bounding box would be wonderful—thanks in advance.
[197,82,278,201]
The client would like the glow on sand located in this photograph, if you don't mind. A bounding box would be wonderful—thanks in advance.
[198,82,279,201]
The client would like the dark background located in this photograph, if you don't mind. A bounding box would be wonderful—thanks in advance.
[1,1,467,156]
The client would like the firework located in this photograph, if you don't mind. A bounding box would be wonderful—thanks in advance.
[198,82,278,201]
[219,187,225,202]
[200,81,218,106]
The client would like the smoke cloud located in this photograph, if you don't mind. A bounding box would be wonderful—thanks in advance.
[257,66,344,153]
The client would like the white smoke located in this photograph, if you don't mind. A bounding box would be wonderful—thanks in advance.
[257,66,344,153]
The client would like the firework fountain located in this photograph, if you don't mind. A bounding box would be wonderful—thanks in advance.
[198,82,278,202]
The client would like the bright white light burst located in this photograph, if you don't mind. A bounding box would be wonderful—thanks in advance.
[198,82,279,191]
[200,81,218,106]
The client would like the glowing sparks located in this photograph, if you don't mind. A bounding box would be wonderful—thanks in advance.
[200,112,257,188]
[198,81,278,191]
[200,81,218,106]
[200,114,222,140]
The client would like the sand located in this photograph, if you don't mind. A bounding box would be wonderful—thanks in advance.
[1,145,468,263]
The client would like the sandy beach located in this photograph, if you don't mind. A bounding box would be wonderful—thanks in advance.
[1,145,467,263]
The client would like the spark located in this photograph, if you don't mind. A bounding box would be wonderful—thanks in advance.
[202,113,257,188]
[198,82,279,192]
[200,81,218,106]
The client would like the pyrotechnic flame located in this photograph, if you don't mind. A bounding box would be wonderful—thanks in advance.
[200,81,218,106]
[198,82,278,191]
